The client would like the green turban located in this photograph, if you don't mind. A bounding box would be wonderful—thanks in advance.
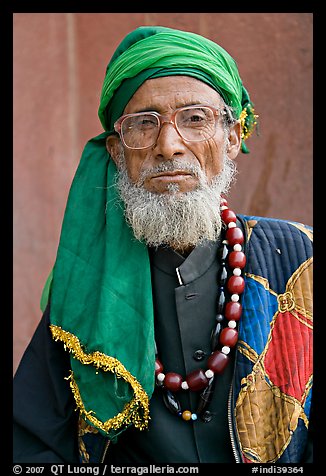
[42,26,257,439]
[99,25,257,152]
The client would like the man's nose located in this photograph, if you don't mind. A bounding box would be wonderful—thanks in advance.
[153,122,186,160]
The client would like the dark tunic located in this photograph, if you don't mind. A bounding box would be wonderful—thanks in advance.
[106,240,235,463]
[13,304,79,463]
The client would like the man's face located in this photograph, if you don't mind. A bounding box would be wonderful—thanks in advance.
[107,76,241,194]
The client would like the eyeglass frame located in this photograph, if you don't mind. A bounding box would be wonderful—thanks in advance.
[113,104,228,150]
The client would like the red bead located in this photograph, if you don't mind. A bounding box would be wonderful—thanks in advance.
[226,227,244,246]
[220,328,238,347]
[164,372,183,392]
[228,251,246,269]
[221,208,237,224]
[227,275,245,294]
[186,368,208,392]
[207,350,230,374]
[155,359,164,375]
[225,301,242,321]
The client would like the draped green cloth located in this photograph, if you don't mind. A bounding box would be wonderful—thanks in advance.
[41,25,256,437]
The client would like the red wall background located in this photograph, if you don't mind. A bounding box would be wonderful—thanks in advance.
[13,13,313,373]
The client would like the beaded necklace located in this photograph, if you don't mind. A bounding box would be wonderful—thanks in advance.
[154,198,246,422]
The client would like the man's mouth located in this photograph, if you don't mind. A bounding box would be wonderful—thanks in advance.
[151,170,194,181]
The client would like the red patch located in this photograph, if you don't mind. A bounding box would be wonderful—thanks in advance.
[264,311,312,400]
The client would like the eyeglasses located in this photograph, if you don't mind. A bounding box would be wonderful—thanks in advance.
[114,104,226,150]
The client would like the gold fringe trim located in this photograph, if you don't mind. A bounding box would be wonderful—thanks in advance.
[50,324,150,434]
[239,106,259,141]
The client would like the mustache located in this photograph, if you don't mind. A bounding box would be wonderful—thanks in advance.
[137,160,202,185]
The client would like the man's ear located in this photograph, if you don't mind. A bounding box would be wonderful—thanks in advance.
[106,135,122,168]
[226,121,241,160]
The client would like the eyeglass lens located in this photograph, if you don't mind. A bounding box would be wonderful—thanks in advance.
[120,106,216,149]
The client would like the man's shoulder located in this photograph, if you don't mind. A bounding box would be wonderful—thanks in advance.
[237,214,313,263]
[237,214,313,290]
[237,214,313,239]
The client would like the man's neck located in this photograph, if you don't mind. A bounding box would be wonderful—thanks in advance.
[169,243,195,258]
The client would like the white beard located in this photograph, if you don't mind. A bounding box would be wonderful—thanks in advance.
[114,152,237,251]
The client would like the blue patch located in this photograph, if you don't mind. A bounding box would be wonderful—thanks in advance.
[239,276,278,356]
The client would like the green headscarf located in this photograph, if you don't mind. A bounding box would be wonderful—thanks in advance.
[42,26,257,438]
[99,25,257,152]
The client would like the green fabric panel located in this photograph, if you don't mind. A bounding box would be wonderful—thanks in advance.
[48,132,155,434]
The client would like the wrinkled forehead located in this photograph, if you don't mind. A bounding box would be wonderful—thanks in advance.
[123,75,225,114]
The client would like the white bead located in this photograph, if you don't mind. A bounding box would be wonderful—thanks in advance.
[231,293,239,302]
[233,267,241,276]
[205,369,214,379]
[157,373,165,382]
[221,206,228,210]
[228,320,237,329]
[228,222,236,229]
[233,243,242,251]
[223,239,229,245]
[222,346,231,355]
[181,381,189,390]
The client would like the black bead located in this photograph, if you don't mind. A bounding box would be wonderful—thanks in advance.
[210,322,223,351]
[216,289,226,314]
[219,266,228,286]
[197,377,215,416]
[215,313,224,322]
[162,389,181,415]
[219,244,229,261]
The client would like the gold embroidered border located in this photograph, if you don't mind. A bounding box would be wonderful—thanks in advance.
[289,308,313,330]
[244,273,278,298]
[287,257,312,289]
[286,257,313,322]
[243,219,257,242]
[289,222,313,242]
[237,340,259,364]
[50,324,150,434]
[301,374,313,410]
[246,256,312,333]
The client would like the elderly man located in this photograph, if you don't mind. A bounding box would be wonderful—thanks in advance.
[13,26,313,464]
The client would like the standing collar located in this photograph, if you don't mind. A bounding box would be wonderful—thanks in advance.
[149,239,221,285]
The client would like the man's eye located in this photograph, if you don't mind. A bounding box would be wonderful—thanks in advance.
[135,116,158,128]
[140,118,156,126]
[189,114,205,122]
[181,112,207,127]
